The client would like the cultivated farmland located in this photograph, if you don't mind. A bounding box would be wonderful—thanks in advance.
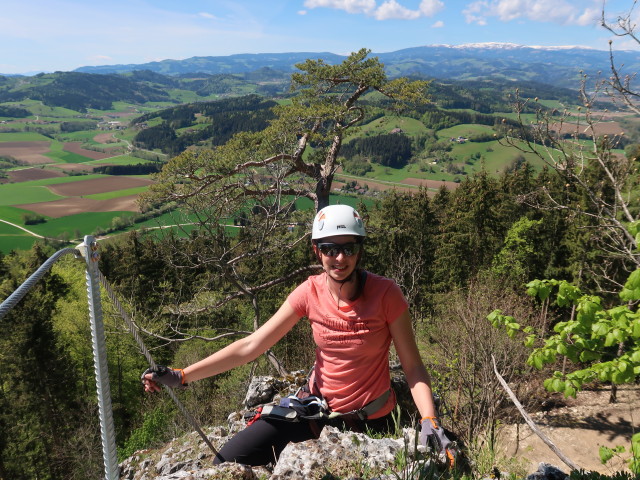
[0,70,637,254]
[0,141,51,165]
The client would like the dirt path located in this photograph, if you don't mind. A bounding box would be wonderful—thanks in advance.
[0,219,46,238]
[498,385,639,474]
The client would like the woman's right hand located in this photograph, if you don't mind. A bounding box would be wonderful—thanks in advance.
[141,366,187,392]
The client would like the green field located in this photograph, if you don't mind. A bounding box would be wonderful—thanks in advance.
[84,155,156,165]
[86,186,149,200]
[18,100,80,118]
[0,221,27,235]
[0,206,41,225]
[26,211,136,238]
[0,235,39,253]
[0,88,615,255]
[352,116,429,138]
[0,219,44,254]
[57,130,103,143]
[0,132,52,142]
[0,184,64,205]
[44,141,95,163]
[4,174,108,187]
[437,124,495,139]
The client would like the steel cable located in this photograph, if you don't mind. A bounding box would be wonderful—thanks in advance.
[97,270,222,460]
[0,248,79,320]
[0,246,222,461]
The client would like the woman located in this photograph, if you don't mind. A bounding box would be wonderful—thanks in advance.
[142,204,453,466]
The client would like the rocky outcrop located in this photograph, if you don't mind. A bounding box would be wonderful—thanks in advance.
[118,375,572,479]
[118,424,433,480]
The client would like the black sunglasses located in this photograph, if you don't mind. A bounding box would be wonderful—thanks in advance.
[317,242,362,257]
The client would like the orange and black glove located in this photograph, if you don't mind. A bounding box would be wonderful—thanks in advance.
[141,365,187,389]
[419,416,456,467]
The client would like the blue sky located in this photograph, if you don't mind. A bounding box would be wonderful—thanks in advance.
[0,0,637,74]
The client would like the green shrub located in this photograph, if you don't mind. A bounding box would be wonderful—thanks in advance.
[569,469,639,480]
[119,407,169,460]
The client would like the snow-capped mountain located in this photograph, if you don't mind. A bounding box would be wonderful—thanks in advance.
[74,43,640,88]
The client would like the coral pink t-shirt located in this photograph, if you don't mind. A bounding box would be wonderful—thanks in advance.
[287,271,409,419]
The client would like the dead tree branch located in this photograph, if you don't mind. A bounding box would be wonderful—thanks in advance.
[491,355,580,472]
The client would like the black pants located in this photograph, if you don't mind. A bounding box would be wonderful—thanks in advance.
[213,413,395,466]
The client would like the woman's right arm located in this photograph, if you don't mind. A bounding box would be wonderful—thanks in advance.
[143,301,301,391]
[184,301,301,382]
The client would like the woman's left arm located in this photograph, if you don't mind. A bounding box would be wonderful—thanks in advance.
[389,309,437,419]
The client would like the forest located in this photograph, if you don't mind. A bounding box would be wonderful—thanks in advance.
[0,42,639,480]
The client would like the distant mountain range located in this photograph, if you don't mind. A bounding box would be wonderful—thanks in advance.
[73,43,640,88]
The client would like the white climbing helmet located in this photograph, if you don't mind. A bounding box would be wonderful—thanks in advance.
[311,205,366,240]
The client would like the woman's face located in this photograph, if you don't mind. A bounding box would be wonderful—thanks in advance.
[314,235,360,282]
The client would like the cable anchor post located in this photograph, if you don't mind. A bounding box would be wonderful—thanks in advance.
[78,235,119,480]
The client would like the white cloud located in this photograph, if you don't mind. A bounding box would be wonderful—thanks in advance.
[463,0,601,26]
[420,0,445,17]
[375,0,420,20]
[298,9,308,15]
[198,12,217,20]
[432,20,444,28]
[303,0,377,15]
[575,7,600,27]
[305,0,443,20]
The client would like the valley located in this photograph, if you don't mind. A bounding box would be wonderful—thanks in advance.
[0,47,638,254]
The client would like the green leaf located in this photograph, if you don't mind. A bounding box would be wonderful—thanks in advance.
[620,269,640,301]
[612,369,634,384]
[552,378,565,392]
[529,353,544,370]
[527,280,551,301]
[556,281,580,307]
[564,384,577,398]
[619,360,630,373]
[600,446,615,464]
[613,328,626,343]
[579,350,601,362]
[592,322,610,337]
[487,310,501,325]
[632,321,640,339]
[598,368,612,382]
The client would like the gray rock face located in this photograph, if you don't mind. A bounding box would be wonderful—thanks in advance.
[119,375,570,480]
[270,426,428,480]
[119,425,432,480]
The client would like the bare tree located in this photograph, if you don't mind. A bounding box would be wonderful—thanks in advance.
[498,4,640,291]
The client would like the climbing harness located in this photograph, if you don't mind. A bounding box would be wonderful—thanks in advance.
[250,388,391,424]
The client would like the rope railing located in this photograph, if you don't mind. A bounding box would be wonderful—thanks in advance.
[0,236,221,479]
[0,247,79,320]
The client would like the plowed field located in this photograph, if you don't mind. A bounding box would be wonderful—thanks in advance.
[5,167,66,182]
[45,176,153,196]
[15,195,141,218]
[0,141,51,165]
[402,178,460,190]
[63,142,116,160]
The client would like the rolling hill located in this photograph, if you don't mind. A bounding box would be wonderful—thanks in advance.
[72,43,640,89]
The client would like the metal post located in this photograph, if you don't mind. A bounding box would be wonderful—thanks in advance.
[79,235,119,480]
